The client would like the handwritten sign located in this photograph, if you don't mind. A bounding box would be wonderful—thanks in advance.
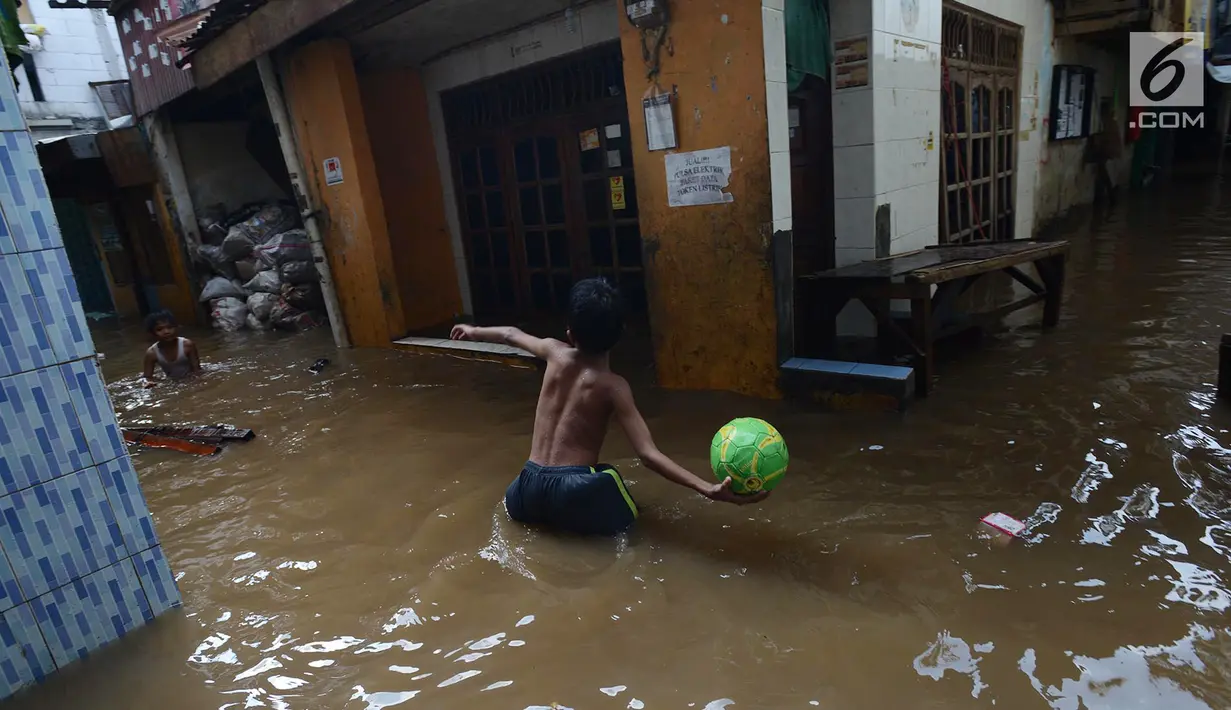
[665,147,733,207]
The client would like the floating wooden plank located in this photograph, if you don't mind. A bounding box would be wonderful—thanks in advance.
[123,430,221,456]
[131,426,255,442]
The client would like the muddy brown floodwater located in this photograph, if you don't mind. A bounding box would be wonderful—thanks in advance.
[11,182,1231,709]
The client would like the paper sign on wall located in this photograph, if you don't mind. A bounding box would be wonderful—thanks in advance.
[643,93,677,151]
[665,147,733,208]
[579,128,600,151]
[833,35,870,91]
[324,157,344,186]
[610,176,627,211]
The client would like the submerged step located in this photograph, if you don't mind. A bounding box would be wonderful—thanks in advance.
[779,357,915,412]
[393,337,539,367]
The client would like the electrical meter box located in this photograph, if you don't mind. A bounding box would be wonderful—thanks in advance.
[625,0,668,29]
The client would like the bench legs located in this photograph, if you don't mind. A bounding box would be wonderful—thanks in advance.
[910,293,934,397]
[1038,255,1067,328]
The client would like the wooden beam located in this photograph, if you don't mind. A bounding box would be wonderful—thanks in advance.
[189,0,360,88]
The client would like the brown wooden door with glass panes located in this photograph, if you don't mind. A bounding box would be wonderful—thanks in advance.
[576,113,644,313]
[457,143,517,314]
[511,128,574,312]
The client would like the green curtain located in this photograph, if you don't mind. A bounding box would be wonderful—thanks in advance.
[786,0,831,91]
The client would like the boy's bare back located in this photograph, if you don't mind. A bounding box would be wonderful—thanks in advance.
[527,341,622,468]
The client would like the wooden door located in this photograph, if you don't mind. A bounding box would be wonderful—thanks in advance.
[456,142,517,314]
[509,125,575,313]
[573,109,645,313]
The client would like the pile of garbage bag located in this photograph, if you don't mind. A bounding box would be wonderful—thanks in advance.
[192,202,326,333]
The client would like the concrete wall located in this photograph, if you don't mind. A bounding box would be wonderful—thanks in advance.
[0,61,178,701]
[952,0,1131,232]
[1034,24,1133,224]
[14,0,127,122]
[283,40,408,347]
[174,121,290,214]
[358,68,463,331]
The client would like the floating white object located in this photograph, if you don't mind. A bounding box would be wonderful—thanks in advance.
[980,512,1026,537]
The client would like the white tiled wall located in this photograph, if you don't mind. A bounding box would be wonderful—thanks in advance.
[421,1,621,315]
[763,0,792,233]
[830,0,941,264]
[14,0,127,121]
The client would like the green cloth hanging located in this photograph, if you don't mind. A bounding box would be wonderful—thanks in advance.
[785,0,831,91]
[0,0,24,77]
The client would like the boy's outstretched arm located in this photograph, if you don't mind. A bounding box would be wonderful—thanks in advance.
[611,378,769,506]
[450,324,563,360]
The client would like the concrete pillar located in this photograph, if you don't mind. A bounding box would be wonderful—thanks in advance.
[281,40,408,348]
[617,0,788,398]
[144,110,201,248]
[358,68,465,331]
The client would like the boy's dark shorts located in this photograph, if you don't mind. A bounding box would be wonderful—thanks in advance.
[505,461,639,535]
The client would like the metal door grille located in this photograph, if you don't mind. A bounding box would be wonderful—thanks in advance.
[940,4,1022,244]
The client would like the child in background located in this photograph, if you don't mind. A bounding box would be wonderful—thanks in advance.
[450,277,768,536]
[142,310,201,387]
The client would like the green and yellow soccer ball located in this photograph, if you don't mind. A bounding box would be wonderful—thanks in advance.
[710,418,789,494]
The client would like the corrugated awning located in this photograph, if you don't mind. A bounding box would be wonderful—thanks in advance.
[178,0,266,58]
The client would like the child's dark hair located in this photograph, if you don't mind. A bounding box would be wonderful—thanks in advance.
[568,278,623,354]
[144,310,176,334]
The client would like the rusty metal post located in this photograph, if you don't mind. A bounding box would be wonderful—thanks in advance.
[256,53,350,349]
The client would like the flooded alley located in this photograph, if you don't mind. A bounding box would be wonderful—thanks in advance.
[11,181,1231,710]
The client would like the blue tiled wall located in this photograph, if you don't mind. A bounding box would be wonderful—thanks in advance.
[0,64,180,699]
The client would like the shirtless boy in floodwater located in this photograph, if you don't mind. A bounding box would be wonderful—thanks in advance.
[450,277,768,535]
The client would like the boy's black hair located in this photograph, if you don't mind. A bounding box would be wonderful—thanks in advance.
[144,310,176,334]
[567,278,623,354]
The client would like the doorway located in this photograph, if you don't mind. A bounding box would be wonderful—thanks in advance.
[443,43,644,318]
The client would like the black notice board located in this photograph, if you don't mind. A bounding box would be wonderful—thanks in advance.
[1049,65,1096,141]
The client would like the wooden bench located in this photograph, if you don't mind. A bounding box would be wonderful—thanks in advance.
[798,239,1071,397]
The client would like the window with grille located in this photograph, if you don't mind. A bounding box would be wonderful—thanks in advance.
[940,4,1022,244]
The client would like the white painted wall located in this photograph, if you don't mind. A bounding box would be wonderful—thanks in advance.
[831,0,1130,248]
[826,0,1129,335]
[14,0,127,122]
[419,0,620,315]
